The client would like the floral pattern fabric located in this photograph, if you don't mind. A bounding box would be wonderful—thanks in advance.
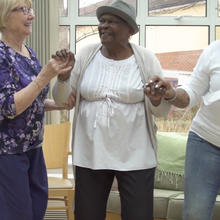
[0,41,49,155]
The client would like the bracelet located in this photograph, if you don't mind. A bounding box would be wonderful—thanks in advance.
[32,80,43,91]
[165,89,177,102]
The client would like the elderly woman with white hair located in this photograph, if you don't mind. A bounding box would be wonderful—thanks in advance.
[0,0,74,219]
[53,0,171,219]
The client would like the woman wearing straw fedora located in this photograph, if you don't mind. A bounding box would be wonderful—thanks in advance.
[53,0,171,219]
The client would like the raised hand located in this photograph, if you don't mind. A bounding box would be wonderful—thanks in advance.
[52,49,75,81]
[44,57,72,79]
[32,49,75,91]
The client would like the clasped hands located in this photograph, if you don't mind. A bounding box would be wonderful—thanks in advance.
[51,49,75,80]
[144,76,176,102]
[51,48,76,110]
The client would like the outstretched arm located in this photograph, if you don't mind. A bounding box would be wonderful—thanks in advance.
[145,76,190,108]
[44,92,76,111]
[14,54,74,115]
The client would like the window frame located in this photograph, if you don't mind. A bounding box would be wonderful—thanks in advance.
[59,0,220,52]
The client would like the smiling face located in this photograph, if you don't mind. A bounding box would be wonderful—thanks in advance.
[98,13,133,47]
[3,3,34,38]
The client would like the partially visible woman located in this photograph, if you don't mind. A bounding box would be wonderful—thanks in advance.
[0,0,74,219]
[146,40,220,220]
[53,1,171,220]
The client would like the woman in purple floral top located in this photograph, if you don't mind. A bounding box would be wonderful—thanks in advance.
[0,0,75,219]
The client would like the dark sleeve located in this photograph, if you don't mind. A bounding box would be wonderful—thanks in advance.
[0,53,17,120]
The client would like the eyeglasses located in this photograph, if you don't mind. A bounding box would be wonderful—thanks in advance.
[12,6,34,15]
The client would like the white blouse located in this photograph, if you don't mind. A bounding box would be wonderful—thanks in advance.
[73,51,157,170]
[182,40,220,147]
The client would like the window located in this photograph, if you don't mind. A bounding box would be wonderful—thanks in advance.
[59,26,70,49]
[59,0,220,132]
[148,0,207,17]
[79,0,137,16]
[219,0,220,16]
[59,0,68,16]
[216,26,220,39]
[76,25,139,52]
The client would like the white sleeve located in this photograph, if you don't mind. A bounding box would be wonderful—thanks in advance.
[181,44,212,108]
[146,51,171,117]
[52,77,72,106]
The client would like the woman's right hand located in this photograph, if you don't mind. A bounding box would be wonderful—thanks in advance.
[145,76,190,108]
[52,49,75,81]
[44,51,74,79]
[44,92,76,111]
[63,92,76,110]
[36,49,75,89]
[145,76,176,100]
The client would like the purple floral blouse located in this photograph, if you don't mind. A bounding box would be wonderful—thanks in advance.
[0,41,49,155]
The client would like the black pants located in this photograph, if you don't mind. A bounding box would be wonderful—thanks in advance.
[74,166,155,220]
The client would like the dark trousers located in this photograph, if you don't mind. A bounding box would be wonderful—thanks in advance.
[0,148,48,220]
[74,166,155,220]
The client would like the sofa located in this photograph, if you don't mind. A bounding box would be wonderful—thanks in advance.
[106,132,220,220]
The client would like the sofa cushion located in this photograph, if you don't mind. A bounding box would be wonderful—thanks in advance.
[155,132,188,191]
[167,193,184,219]
[167,194,220,220]
[213,196,220,220]
[106,188,183,219]
[153,189,183,219]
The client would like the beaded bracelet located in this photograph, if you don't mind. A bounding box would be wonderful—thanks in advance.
[165,89,177,102]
